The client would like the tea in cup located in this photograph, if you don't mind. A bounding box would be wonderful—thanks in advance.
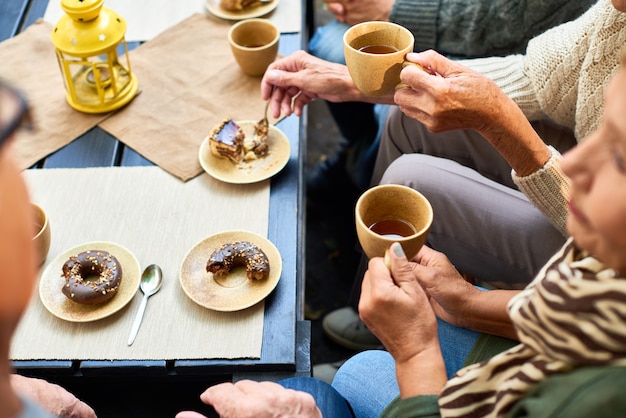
[343,21,414,97]
[228,18,279,76]
[31,203,51,266]
[355,184,433,260]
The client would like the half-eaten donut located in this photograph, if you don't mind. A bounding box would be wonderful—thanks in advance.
[206,241,270,280]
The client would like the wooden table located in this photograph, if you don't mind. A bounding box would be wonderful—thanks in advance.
[2,1,309,416]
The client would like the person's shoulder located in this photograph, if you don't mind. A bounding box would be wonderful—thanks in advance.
[509,366,626,417]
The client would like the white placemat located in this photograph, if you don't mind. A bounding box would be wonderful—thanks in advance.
[11,166,271,360]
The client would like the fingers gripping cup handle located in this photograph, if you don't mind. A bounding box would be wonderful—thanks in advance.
[395,61,427,90]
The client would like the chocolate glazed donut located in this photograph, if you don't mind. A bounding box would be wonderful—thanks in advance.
[61,250,123,305]
[206,241,270,280]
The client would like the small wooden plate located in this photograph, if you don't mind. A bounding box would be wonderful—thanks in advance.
[199,120,290,184]
[39,242,141,322]
[205,0,279,20]
[179,230,282,311]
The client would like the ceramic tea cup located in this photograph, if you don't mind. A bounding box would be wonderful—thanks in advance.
[31,203,51,266]
[228,18,280,76]
[355,184,433,260]
[343,21,415,97]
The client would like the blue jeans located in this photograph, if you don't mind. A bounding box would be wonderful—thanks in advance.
[280,376,355,417]
[308,20,389,189]
[280,319,480,418]
[309,19,349,65]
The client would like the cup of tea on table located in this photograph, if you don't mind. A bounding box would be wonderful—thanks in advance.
[31,203,51,266]
[228,18,280,76]
[355,184,433,263]
[343,21,416,97]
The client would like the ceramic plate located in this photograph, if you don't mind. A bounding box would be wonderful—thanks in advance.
[199,120,290,184]
[39,242,141,322]
[205,0,279,20]
[179,230,282,312]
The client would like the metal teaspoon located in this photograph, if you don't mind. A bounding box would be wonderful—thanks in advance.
[128,264,163,346]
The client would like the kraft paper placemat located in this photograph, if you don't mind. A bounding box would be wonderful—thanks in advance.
[0,21,109,170]
[99,13,281,182]
[44,0,302,42]
[11,166,270,360]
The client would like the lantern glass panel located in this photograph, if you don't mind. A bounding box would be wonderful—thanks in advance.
[60,51,132,107]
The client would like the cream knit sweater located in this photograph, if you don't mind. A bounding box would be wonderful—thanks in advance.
[458,0,626,235]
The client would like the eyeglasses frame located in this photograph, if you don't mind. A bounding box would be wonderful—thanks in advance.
[0,81,32,149]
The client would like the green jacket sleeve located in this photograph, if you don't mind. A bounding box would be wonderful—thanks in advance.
[390,0,596,57]
[380,366,626,418]
[509,366,626,418]
[378,334,518,418]
[379,395,441,418]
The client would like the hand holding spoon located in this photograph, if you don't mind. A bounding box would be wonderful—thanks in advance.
[128,264,163,346]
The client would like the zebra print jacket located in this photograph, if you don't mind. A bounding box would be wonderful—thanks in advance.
[385,238,626,417]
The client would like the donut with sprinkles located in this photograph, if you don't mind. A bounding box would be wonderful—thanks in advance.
[61,250,123,305]
[206,241,270,280]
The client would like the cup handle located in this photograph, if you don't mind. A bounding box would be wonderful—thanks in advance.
[383,249,391,270]
[395,61,427,91]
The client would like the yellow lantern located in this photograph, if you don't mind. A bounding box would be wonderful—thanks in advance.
[51,0,138,113]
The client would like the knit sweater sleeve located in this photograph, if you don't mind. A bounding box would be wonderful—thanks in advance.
[456,54,544,119]
[512,146,569,236]
[390,0,595,58]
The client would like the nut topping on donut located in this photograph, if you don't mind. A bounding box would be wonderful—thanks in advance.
[61,250,123,305]
[206,241,270,280]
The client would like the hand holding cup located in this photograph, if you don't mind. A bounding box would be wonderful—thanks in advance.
[355,184,433,262]
[343,21,418,97]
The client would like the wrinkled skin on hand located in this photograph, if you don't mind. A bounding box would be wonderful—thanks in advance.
[359,243,449,396]
[10,374,97,418]
[394,50,552,177]
[362,242,518,353]
[359,243,441,365]
[406,246,482,328]
[260,50,353,117]
[359,243,483,362]
[394,50,513,136]
[323,0,395,25]
[175,380,322,418]
[260,50,388,119]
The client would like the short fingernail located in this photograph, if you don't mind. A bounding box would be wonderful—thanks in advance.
[393,242,405,258]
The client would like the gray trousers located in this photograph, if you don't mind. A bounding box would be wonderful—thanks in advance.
[362,107,576,291]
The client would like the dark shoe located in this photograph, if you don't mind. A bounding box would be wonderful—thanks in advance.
[322,307,382,351]
[306,152,348,196]
[312,359,347,384]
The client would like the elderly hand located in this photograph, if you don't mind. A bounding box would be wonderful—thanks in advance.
[10,374,96,418]
[260,50,383,119]
[394,50,551,176]
[359,242,447,397]
[359,242,439,365]
[409,246,482,328]
[175,380,322,418]
[324,0,395,25]
[411,246,520,340]
[394,50,513,135]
